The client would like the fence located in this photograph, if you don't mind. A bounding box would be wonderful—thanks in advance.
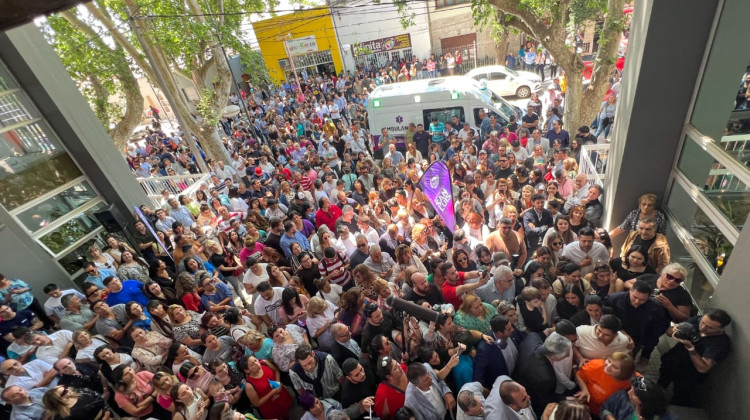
[137,173,211,208]
[356,42,498,76]
[579,143,609,187]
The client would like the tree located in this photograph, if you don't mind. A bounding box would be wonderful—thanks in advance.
[49,0,274,163]
[239,49,271,89]
[42,11,144,151]
[472,0,628,132]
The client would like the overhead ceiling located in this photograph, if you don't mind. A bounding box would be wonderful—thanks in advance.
[0,0,90,31]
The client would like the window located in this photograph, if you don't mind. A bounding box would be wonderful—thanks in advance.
[472,108,509,128]
[489,72,507,81]
[0,60,107,278]
[435,0,470,8]
[423,107,465,129]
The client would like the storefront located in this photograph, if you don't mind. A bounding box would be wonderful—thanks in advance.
[352,34,413,71]
[253,8,344,84]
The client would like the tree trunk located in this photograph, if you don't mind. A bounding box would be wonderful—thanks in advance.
[108,60,144,151]
[494,26,510,65]
[89,74,110,125]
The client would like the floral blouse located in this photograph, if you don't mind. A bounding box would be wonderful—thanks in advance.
[454,303,498,334]
[173,311,202,347]
[271,324,306,372]
[117,264,150,283]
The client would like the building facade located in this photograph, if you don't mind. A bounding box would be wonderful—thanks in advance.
[0,24,148,294]
[329,0,432,72]
[606,0,750,416]
[253,7,344,84]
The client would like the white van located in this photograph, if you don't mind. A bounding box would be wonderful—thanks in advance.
[366,76,513,144]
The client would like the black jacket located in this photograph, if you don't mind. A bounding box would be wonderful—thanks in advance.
[514,333,559,417]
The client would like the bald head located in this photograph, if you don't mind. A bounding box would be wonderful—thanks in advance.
[0,359,23,376]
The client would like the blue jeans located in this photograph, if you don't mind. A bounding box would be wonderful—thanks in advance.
[595,117,612,138]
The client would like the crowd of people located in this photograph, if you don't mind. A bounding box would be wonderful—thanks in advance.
[1,55,732,420]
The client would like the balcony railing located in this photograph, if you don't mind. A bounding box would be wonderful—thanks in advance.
[579,143,609,187]
[136,173,210,208]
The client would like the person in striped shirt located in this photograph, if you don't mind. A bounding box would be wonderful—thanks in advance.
[318,247,353,290]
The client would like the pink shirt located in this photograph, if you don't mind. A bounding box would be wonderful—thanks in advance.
[240,243,265,262]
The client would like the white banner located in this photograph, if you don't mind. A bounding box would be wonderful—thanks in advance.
[286,36,318,56]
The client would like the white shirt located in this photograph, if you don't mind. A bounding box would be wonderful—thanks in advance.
[560,242,610,275]
[254,287,285,324]
[44,290,85,319]
[36,330,73,364]
[6,359,57,390]
[575,325,631,360]
[419,384,447,420]
[336,235,358,257]
[243,263,269,287]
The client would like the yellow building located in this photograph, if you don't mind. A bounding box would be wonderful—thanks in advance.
[253,8,344,84]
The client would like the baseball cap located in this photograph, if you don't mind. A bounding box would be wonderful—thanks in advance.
[296,192,306,200]
[255,167,263,175]
[491,252,510,266]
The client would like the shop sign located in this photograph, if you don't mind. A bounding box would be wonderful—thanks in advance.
[352,34,412,56]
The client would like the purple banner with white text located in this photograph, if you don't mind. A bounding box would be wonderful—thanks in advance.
[418,161,456,233]
[134,206,173,261]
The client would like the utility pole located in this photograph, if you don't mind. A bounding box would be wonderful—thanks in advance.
[327,0,347,75]
[124,0,209,173]
[283,34,303,95]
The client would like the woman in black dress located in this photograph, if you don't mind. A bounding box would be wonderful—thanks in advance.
[610,245,656,289]
[43,386,111,420]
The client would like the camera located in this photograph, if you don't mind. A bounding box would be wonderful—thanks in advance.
[652,288,661,296]
[674,322,698,343]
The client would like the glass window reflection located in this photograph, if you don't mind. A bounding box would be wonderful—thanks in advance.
[16,181,97,232]
[0,120,81,210]
[664,227,716,310]
[38,202,106,255]
[677,136,749,231]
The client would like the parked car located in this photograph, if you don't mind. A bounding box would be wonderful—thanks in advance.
[465,65,542,98]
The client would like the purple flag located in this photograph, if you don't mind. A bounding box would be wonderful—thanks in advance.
[134,206,173,261]
[418,161,456,233]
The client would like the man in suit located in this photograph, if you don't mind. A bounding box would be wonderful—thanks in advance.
[522,194,554,253]
[484,375,535,420]
[404,362,455,420]
[474,315,518,389]
[330,323,362,366]
[513,333,572,417]
[378,224,403,260]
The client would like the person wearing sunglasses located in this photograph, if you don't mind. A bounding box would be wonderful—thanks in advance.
[649,263,692,323]
[42,384,111,420]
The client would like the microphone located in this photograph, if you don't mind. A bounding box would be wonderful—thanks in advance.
[386,296,442,323]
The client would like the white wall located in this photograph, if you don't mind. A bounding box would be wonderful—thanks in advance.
[330,0,432,71]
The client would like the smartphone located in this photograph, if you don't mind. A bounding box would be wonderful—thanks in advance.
[652,288,661,296]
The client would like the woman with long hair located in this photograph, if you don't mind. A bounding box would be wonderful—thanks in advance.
[452,248,477,273]
[278,286,309,325]
[391,244,428,287]
[336,287,367,341]
[130,326,173,372]
[126,301,152,331]
[542,232,564,269]
[610,245,655,288]
[175,272,203,312]
[545,215,577,246]
[116,249,151,283]
[151,372,177,413]
[557,282,585,320]
[568,205,590,236]
[168,305,204,352]
[305,296,338,352]
[149,259,177,290]
[43,385,111,420]
[170,382,210,420]
[111,365,157,419]
[266,263,291,288]
[352,265,379,302]
[147,300,175,339]
[268,323,309,373]
[242,355,293,420]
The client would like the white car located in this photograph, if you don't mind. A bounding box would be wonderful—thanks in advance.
[465,65,542,98]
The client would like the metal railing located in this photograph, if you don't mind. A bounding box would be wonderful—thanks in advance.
[579,143,609,187]
[136,173,211,208]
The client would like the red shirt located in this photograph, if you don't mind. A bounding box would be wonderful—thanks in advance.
[374,364,407,420]
[442,271,467,309]
[315,205,342,232]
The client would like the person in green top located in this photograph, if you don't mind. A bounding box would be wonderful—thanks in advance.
[429,117,445,145]
[454,293,498,334]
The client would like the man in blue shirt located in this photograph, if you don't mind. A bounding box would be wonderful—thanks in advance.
[103,276,148,307]
[82,262,115,289]
[2,386,47,420]
[279,220,312,260]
